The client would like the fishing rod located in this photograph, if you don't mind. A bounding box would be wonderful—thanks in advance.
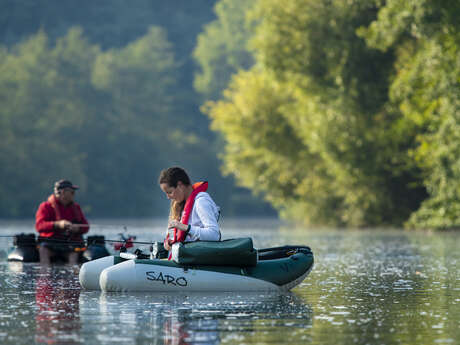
[0,234,160,246]
[0,221,162,242]
[103,238,157,245]
[0,223,153,232]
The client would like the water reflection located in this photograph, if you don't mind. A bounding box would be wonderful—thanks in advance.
[162,308,220,345]
[0,262,37,344]
[0,263,81,344]
[78,291,313,345]
[35,267,81,344]
[296,231,460,345]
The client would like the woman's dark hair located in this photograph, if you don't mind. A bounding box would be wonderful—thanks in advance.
[159,167,191,221]
[158,167,191,187]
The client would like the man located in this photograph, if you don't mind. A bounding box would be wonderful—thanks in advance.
[35,179,90,265]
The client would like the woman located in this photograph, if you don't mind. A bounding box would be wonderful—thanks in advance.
[159,167,220,253]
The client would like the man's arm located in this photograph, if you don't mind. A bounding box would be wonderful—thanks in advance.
[35,202,57,236]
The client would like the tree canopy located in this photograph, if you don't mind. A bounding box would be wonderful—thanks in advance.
[360,0,460,228]
[201,0,460,229]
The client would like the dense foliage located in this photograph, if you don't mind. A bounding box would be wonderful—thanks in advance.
[201,0,460,229]
[360,0,460,228]
[193,0,255,101]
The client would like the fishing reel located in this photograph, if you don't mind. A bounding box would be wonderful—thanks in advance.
[113,232,136,252]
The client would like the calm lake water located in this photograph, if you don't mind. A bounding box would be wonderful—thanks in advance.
[0,218,458,345]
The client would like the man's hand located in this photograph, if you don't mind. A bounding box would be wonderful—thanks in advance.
[67,224,82,234]
[55,221,81,234]
[55,220,72,230]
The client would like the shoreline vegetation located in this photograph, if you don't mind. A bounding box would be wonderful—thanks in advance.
[1,0,459,231]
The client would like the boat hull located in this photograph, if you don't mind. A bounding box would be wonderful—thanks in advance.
[100,260,280,292]
[7,246,39,262]
[79,255,127,290]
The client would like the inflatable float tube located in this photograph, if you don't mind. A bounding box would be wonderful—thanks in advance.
[79,245,314,292]
[7,233,111,263]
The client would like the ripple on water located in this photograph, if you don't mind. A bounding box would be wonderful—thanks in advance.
[0,227,459,345]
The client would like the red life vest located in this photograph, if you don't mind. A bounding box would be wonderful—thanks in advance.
[165,181,208,245]
[47,194,83,223]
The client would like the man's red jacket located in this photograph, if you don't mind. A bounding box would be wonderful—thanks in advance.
[35,195,89,241]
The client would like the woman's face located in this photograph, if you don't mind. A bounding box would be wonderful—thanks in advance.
[160,181,186,202]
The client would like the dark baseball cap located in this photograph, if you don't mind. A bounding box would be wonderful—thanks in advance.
[54,179,79,190]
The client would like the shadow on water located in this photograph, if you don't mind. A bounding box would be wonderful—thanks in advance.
[78,291,313,345]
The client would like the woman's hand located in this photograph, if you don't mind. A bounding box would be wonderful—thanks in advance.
[164,241,171,251]
[168,219,187,231]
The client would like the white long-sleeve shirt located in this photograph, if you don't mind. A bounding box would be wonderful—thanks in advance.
[185,192,221,242]
[170,192,221,260]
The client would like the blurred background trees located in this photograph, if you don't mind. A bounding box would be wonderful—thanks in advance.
[1,0,459,229]
[0,0,274,218]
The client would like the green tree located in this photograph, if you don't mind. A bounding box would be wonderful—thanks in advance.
[194,0,255,101]
[87,26,183,215]
[205,0,427,227]
[360,0,460,229]
[0,29,101,216]
[193,0,277,216]
[0,27,183,217]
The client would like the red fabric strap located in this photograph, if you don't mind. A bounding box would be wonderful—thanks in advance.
[47,194,82,223]
[165,181,208,248]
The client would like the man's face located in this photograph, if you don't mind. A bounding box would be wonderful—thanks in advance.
[58,188,75,205]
